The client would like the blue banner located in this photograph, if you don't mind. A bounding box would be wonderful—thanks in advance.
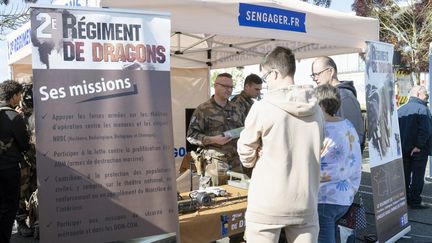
[7,27,31,61]
[238,3,306,33]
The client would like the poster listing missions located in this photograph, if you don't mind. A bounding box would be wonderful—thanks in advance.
[32,9,168,70]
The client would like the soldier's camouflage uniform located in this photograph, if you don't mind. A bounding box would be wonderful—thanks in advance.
[16,87,37,237]
[231,91,255,178]
[187,97,244,185]
[17,145,37,217]
[15,145,37,236]
[28,188,39,239]
[231,91,254,118]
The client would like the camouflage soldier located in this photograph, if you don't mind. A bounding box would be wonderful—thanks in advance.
[187,73,244,186]
[28,188,39,240]
[16,83,36,237]
[16,146,36,237]
[231,74,262,178]
[27,114,39,239]
[20,83,33,121]
[231,73,263,117]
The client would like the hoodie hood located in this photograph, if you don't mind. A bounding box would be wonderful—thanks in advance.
[264,85,318,117]
[337,81,357,97]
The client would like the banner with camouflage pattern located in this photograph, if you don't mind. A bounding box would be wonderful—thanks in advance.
[365,41,410,242]
[31,6,178,243]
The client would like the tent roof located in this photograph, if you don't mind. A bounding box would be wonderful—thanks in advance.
[100,0,379,69]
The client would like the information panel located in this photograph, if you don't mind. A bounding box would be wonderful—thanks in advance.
[365,41,410,243]
[31,6,178,243]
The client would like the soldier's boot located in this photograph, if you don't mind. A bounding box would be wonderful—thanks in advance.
[16,220,34,237]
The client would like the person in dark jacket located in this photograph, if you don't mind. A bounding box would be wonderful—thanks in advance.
[398,85,432,209]
[0,80,30,242]
[312,57,365,152]
[311,57,365,243]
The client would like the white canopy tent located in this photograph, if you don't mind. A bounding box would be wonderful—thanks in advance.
[6,1,379,188]
[100,0,379,69]
[98,1,379,183]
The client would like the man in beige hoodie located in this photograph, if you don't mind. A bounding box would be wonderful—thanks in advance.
[237,47,324,243]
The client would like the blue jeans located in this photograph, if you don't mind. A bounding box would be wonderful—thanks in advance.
[318,203,350,243]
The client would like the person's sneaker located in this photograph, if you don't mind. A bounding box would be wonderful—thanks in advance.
[16,221,34,237]
[409,203,430,209]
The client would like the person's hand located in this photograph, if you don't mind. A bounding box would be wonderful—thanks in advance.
[411,147,421,156]
[15,106,24,115]
[205,135,233,145]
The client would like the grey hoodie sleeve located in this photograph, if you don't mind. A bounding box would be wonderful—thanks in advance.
[337,89,365,144]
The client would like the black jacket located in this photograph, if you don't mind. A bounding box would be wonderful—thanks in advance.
[398,97,432,156]
[0,102,30,170]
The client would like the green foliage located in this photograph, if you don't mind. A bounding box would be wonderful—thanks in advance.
[301,0,332,7]
[352,0,432,82]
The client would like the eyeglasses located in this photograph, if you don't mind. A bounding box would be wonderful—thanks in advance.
[310,67,331,79]
[215,83,234,89]
[261,70,274,83]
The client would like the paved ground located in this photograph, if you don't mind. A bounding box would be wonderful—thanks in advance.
[11,148,432,243]
[354,148,432,243]
[356,172,432,242]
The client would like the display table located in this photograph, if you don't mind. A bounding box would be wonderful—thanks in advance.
[179,185,248,243]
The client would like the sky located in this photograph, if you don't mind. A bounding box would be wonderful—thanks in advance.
[0,0,354,82]
[0,0,51,81]
[331,0,354,12]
